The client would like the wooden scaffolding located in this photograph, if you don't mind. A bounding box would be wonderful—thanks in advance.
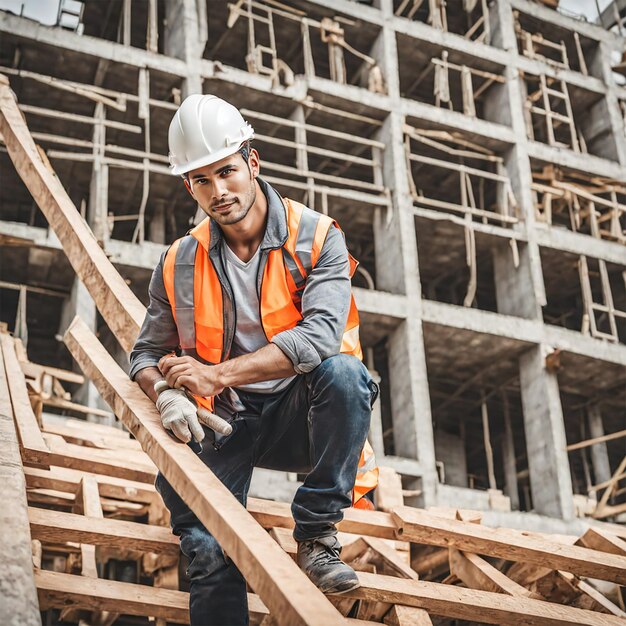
[1,62,626,626]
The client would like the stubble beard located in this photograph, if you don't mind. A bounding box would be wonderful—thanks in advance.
[209,181,257,226]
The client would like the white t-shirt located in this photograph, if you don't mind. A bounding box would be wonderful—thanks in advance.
[223,243,296,394]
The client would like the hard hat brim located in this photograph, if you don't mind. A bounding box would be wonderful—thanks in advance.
[169,132,254,177]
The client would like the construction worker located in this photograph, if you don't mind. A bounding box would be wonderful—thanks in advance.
[129,94,378,626]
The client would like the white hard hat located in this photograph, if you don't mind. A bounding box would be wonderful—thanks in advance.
[168,94,254,176]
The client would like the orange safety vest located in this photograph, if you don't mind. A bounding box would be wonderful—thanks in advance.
[162,197,378,505]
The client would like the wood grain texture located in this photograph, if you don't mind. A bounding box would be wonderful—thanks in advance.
[0,332,41,626]
[64,317,344,626]
[349,572,626,626]
[28,507,179,555]
[393,507,626,585]
[0,333,49,463]
[0,75,144,352]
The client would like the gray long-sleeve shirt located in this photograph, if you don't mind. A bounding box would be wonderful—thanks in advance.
[129,179,353,380]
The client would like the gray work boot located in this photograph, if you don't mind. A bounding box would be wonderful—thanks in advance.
[296,536,360,594]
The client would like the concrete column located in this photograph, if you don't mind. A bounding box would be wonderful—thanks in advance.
[501,394,520,510]
[519,345,574,519]
[589,40,626,166]
[371,9,438,505]
[587,404,612,486]
[164,0,203,96]
[486,1,574,518]
[87,102,109,244]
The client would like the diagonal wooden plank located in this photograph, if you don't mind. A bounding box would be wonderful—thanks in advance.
[392,507,626,585]
[35,569,255,624]
[28,507,179,556]
[384,605,433,626]
[0,75,144,352]
[0,331,41,626]
[0,332,49,464]
[349,572,626,626]
[577,527,626,557]
[64,316,344,626]
[448,548,538,598]
[23,465,157,504]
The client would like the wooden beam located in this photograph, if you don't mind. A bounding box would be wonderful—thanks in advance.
[24,465,399,540]
[28,507,179,555]
[384,605,433,626]
[392,507,626,585]
[577,527,626,557]
[23,465,156,504]
[349,572,626,626]
[0,74,144,352]
[247,496,397,540]
[20,360,84,384]
[35,569,264,624]
[448,548,537,598]
[40,433,157,483]
[64,316,344,626]
[0,332,49,464]
[0,331,40,626]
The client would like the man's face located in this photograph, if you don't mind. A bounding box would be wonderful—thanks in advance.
[184,149,259,226]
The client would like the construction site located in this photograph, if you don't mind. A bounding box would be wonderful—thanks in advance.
[1,0,626,624]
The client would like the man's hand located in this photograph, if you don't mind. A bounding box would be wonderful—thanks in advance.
[158,354,225,397]
[155,387,205,443]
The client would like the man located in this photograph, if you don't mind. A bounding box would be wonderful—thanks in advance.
[130,94,378,626]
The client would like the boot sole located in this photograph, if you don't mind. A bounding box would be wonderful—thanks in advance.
[322,579,361,595]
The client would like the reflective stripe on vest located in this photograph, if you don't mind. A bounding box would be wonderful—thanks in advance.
[162,197,374,498]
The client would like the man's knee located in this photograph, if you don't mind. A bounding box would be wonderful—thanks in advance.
[179,525,228,581]
[310,354,372,398]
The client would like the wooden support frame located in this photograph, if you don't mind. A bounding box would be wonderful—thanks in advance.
[64,316,345,626]
[0,75,145,352]
[524,73,581,152]
[394,0,491,44]
[0,332,49,465]
[430,54,505,118]
[392,507,626,584]
[350,571,626,625]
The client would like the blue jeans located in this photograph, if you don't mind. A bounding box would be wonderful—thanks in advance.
[155,354,376,626]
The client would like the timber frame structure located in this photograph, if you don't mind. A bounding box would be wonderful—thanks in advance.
[0,3,626,620]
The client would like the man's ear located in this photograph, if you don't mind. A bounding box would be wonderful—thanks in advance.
[248,148,260,179]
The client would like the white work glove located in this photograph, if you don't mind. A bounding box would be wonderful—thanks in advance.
[154,381,232,444]
[156,386,205,443]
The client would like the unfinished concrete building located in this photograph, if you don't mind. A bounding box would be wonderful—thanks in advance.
[1,0,625,536]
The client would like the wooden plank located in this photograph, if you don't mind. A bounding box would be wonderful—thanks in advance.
[64,317,344,626]
[448,548,537,598]
[248,496,397,540]
[0,75,144,352]
[24,466,400,541]
[348,572,626,626]
[577,527,626,556]
[42,420,142,451]
[0,333,49,463]
[0,331,41,626]
[35,569,263,624]
[575,579,626,617]
[392,507,626,584]
[40,433,156,483]
[23,465,156,504]
[28,507,179,555]
[361,537,418,580]
[384,605,433,626]
[375,466,404,513]
[74,476,102,579]
[20,360,84,384]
